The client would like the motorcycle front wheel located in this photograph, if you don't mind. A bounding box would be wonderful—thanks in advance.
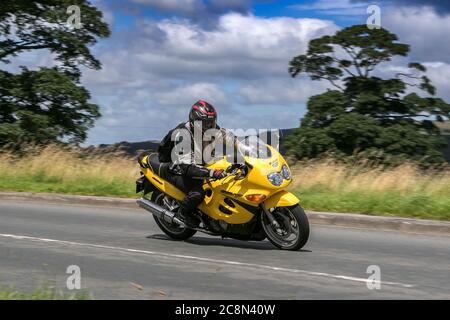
[261,204,309,251]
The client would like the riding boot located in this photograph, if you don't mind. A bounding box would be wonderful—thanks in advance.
[176,204,200,229]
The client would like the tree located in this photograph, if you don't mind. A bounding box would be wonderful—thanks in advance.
[0,0,110,146]
[284,25,450,166]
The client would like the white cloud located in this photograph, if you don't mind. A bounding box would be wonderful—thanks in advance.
[384,6,450,63]
[158,13,337,61]
[153,83,228,107]
[83,13,338,86]
[239,77,330,105]
[374,6,450,101]
[423,62,450,101]
[78,13,339,144]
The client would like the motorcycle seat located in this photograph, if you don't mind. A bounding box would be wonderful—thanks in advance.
[148,153,161,172]
[148,153,170,179]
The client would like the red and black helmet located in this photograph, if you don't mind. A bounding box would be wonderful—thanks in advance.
[189,100,217,132]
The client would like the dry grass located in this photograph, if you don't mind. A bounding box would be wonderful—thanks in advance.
[289,160,450,220]
[289,160,450,197]
[0,145,139,197]
[0,145,137,181]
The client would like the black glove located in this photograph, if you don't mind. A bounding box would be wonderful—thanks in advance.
[226,163,243,173]
[210,169,226,180]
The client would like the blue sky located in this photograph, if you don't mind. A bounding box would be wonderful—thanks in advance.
[44,0,450,144]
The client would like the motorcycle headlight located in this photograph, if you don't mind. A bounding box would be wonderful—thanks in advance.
[281,164,291,180]
[267,172,283,186]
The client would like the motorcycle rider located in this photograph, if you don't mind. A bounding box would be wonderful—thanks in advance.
[157,100,237,228]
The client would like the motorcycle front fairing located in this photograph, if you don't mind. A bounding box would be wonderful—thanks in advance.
[208,144,300,210]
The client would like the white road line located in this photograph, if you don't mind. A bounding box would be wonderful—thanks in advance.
[0,233,415,289]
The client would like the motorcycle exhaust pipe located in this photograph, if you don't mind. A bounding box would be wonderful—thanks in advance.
[137,197,185,227]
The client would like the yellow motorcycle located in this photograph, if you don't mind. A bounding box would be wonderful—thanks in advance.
[136,140,309,250]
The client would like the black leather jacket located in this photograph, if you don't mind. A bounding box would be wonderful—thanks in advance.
[157,122,237,179]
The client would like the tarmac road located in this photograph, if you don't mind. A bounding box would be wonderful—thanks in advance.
[0,200,449,299]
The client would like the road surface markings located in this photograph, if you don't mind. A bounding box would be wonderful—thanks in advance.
[0,233,415,288]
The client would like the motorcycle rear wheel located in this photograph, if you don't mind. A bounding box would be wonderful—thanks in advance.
[262,204,309,251]
[151,190,197,240]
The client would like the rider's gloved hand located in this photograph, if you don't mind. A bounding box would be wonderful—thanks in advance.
[210,169,226,180]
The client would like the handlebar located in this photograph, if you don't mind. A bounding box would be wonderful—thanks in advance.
[221,163,248,184]
[226,163,246,174]
[203,163,248,186]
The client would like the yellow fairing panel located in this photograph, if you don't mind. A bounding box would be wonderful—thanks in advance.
[264,191,299,209]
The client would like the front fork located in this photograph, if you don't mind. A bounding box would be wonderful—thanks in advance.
[260,203,283,233]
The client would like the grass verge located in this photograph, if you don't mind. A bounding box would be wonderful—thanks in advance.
[0,286,91,300]
[0,145,449,220]
[289,162,450,220]
[0,145,137,197]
